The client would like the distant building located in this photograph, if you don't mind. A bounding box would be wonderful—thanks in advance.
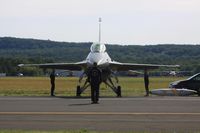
[0,73,6,77]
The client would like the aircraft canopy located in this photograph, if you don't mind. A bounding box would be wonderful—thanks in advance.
[90,43,106,53]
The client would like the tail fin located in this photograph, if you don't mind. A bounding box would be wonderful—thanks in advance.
[98,17,102,43]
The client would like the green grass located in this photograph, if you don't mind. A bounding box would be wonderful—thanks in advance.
[0,77,185,96]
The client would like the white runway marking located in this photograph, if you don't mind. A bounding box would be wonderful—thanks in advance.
[1,112,200,115]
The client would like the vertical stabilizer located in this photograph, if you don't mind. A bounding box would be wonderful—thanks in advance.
[98,17,102,43]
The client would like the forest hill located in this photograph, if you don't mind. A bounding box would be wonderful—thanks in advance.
[0,37,200,76]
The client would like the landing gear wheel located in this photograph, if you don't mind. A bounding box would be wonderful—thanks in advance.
[197,88,200,96]
[117,86,121,97]
[76,86,81,97]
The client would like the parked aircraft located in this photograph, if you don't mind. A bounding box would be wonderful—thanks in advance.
[18,18,179,102]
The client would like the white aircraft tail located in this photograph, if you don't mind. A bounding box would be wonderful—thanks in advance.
[98,17,102,43]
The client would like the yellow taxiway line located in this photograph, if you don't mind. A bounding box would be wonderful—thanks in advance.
[0,112,200,115]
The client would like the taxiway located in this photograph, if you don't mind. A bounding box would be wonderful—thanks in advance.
[0,96,200,132]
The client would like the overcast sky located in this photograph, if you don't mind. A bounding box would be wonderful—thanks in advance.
[0,0,200,45]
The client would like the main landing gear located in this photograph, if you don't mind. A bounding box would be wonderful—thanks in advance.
[103,81,121,97]
[103,71,121,97]
[76,71,122,97]
[76,85,81,97]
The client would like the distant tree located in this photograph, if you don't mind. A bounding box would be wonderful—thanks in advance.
[0,37,200,75]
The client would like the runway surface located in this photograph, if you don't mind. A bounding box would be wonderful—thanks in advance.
[0,96,200,132]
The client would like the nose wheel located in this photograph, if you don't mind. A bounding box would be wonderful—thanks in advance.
[197,88,200,96]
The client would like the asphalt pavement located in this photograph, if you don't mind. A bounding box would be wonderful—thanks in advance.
[0,96,200,132]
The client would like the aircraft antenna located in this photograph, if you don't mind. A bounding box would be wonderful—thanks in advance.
[98,17,102,43]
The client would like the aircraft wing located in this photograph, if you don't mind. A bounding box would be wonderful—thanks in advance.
[18,61,87,71]
[109,61,179,71]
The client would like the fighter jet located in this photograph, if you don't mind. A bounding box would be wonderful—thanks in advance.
[18,18,179,100]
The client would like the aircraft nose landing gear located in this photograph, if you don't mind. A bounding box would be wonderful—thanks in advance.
[88,64,102,104]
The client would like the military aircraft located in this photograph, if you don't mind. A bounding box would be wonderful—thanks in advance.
[18,18,179,100]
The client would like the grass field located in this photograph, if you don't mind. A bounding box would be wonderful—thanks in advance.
[0,76,185,96]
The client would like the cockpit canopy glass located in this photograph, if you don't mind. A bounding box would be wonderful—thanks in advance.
[90,43,106,53]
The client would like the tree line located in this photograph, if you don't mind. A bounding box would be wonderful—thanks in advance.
[0,37,200,76]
